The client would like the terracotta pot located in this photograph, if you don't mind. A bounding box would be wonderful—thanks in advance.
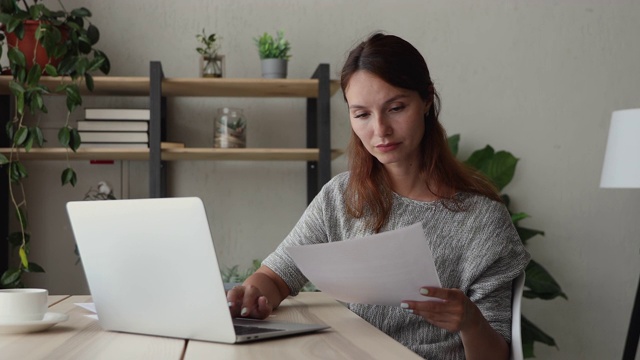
[3,20,66,70]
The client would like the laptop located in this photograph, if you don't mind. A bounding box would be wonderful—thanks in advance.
[66,197,329,343]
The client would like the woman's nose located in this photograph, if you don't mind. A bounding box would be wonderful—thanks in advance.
[373,115,392,137]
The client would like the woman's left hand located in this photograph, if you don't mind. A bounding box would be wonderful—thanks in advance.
[400,287,480,333]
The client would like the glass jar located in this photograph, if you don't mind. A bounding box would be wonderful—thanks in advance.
[202,55,223,78]
[214,107,246,148]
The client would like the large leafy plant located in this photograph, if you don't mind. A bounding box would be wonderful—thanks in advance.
[0,0,110,288]
[448,134,566,358]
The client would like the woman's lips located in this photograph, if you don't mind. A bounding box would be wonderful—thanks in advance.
[376,142,400,152]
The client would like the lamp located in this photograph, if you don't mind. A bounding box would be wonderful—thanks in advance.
[600,108,640,360]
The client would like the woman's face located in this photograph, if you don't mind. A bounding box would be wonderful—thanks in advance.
[345,70,430,169]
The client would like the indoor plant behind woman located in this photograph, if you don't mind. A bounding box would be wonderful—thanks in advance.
[0,0,110,288]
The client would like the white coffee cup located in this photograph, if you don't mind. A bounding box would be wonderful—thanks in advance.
[0,288,48,322]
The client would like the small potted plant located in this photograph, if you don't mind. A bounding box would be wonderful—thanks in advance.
[0,0,110,288]
[253,30,291,78]
[196,29,223,78]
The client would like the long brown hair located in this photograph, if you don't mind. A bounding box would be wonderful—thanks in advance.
[341,33,501,232]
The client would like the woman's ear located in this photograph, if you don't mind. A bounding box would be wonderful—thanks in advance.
[424,85,434,114]
[424,102,432,115]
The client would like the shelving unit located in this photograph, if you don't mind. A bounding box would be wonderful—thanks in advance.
[0,62,342,274]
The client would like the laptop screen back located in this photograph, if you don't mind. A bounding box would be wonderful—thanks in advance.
[67,197,237,343]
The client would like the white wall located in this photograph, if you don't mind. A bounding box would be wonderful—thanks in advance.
[5,1,640,359]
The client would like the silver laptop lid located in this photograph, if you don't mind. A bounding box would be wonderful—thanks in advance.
[67,197,237,343]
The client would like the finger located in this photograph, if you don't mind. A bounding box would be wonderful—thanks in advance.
[226,286,245,316]
[417,287,459,301]
[240,285,263,317]
[250,296,272,320]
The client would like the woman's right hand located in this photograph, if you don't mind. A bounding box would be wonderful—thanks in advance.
[226,284,273,320]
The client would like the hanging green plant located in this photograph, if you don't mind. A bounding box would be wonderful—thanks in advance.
[0,0,110,288]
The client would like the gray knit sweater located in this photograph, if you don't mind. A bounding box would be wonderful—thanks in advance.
[262,172,531,359]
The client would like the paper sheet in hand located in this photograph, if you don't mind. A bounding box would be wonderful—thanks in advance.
[285,222,441,306]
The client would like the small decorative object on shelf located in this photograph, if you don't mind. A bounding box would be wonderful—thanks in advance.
[254,30,291,78]
[196,28,223,78]
[214,107,246,148]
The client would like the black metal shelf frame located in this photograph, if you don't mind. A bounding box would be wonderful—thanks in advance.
[1,62,333,273]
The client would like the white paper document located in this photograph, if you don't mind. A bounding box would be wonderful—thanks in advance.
[74,303,99,320]
[285,222,441,306]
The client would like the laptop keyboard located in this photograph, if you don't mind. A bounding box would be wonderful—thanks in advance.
[234,325,284,335]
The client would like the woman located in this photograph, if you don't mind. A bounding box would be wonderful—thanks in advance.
[227,33,530,359]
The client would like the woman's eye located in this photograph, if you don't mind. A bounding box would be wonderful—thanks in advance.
[390,105,405,112]
[353,112,369,119]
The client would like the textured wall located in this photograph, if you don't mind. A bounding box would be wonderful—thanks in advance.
[5,1,640,359]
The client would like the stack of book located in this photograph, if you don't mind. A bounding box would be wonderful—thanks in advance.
[78,108,150,148]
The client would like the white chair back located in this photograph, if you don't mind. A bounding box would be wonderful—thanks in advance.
[510,272,526,360]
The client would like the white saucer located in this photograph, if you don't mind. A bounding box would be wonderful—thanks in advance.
[0,312,69,334]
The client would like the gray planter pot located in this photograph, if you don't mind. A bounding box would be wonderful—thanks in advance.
[260,59,288,78]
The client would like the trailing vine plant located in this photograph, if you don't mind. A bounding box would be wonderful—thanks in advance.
[0,0,110,287]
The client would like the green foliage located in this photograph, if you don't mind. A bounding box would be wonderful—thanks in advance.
[449,134,565,358]
[221,259,317,292]
[253,30,291,60]
[195,28,220,58]
[0,0,109,288]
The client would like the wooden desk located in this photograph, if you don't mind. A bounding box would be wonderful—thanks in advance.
[0,292,421,359]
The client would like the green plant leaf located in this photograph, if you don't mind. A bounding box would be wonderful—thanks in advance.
[484,151,518,191]
[65,84,82,112]
[13,126,28,146]
[58,127,71,147]
[32,126,45,147]
[57,55,78,76]
[78,35,92,54]
[15,90,25,115]
[524,260,567,300]
[7,232,25,248]
[8,80,25,97]
[97,51,111,75]
[0,268,22,287]
[44,64,58,76]
[5,121,15,141]
[26,262,45,273]
[24,132,34,152]
[84,72,94,91]
[465,145,494,170]
[511,212,530,223]
[29,3,42,19]
[31,91,45,112]
[9,161,28,182]
[69,128,81,152]
[516,226,545,244]
[447,134,460,156]
[61,167,77,187]
[522,314,558,357]
[26,64,42,87]
[87,24,100,45]
[71,7,92,18]
[7,46,26,68]
[0,153,8,165]
[18,246,29,268]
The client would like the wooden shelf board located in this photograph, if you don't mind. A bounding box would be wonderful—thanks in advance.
[0,148,344,161]
[0,76,340,98]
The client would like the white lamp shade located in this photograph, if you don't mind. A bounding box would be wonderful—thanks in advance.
[600,109,640,188]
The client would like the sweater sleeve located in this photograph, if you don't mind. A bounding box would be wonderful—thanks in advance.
[464,200,531,343]
[261,178,331,296]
